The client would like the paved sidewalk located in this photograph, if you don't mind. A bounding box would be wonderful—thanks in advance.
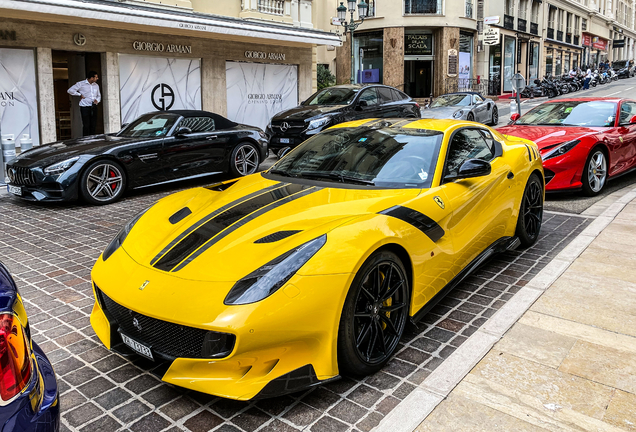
[411,191,636,431]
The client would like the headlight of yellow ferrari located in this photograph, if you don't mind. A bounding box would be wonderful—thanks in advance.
[224,235,327,305]
[102,208,149,261]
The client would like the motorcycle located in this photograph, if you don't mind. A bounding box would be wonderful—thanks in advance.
[520,80,545,98]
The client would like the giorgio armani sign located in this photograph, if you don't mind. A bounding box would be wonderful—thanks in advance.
[133,41,193,54]
[0,92,15,107]
[244,51,286,61]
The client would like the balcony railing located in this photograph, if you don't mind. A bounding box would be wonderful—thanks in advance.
[547,27,554,39]
[258,0,284,15]
[504,14,514,29]
[405,0,443,14]
[566,34,572,44]
[574,35,580,45]
[518,18,527,32]
[465,1,473,17]
[530,22,538,35]
[557,30,564,41]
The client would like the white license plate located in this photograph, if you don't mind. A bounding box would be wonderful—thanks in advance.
[279,138,290,144]
[7,185,22,196]
[121,333,154,360]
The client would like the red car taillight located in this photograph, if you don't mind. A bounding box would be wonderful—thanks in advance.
[0,314,32,401]
[415,102,420,108]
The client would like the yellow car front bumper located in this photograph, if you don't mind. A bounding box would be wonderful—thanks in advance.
[90,249,353,400]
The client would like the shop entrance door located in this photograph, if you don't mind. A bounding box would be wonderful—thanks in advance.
[52,50,103,140]
[404,60,433,98]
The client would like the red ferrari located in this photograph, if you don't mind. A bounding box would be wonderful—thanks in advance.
[499,98,636,195]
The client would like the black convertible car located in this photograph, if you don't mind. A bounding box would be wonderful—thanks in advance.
[266,84,420,156]
[6,110,268,204]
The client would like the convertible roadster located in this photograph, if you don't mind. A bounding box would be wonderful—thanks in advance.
[90,118,544,400]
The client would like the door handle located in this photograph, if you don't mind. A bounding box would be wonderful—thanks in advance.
[206,135,218,140]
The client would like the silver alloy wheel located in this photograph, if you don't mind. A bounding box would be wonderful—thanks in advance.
[86,163,124,202]
[587,150,607,193]
[234,144,259,176]
[491,107,498,125]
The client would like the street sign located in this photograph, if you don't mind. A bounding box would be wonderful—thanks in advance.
[511,73,526,92]
[331,17,341,26]
[613,39,626,48]
[484,16,500,25]
[484,27,500,46]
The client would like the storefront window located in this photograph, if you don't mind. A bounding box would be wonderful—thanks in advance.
[489,44,502,95]
[354,31,384,84]
[503,36,516,92]
[459,31,473,86]
[546,48,553,75]
[529,42,540,81]
[573,53,579,69]
[0,48,40,147]
[564,53,570,73]
[555,50,562,75]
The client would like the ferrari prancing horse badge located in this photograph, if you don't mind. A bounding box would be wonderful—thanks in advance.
[434,196,445,209]
[139,280,150,291]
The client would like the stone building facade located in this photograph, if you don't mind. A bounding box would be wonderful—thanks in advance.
[0,0,340,147]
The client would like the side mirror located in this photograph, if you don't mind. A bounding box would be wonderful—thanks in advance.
[445,159,491,181]
[510,113,521,122]
[630,115,636,125]
[175,126,192,137]
[357,100,369,110]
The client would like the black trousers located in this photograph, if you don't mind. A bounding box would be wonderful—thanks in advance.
[80,105,98,136]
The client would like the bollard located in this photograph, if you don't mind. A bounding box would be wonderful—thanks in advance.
[20,134,33,152]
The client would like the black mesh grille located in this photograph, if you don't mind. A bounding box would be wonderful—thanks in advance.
[96,287,235,359]
[544,169,555,185]
[7,166,36,185]
[271,121,306,137]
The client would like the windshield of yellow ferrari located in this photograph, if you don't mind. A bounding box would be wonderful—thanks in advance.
[269,127,443,188]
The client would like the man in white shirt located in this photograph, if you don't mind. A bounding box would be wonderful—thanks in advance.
[583,66,592,89]
[67,71,101,136]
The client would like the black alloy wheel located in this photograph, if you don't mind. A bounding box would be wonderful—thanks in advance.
[467,113,475,122]
[490,106,499,126]
[79,160,127,205]
[515,173,543,248]
[338,250,409,376]
[230,142,260,177]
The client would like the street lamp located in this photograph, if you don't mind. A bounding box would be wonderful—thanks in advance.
[337,1,368,84]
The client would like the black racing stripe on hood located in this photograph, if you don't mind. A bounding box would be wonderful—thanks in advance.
[150,182,287,266]
[171,186,321,272]
[154,183,309,272]
[380,205,445,242]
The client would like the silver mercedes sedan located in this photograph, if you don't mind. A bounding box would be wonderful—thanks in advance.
[420,92,498,125]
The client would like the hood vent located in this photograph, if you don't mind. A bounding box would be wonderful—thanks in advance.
[207,180,237,192]
[169,207,192,224]
[254,230,302,244]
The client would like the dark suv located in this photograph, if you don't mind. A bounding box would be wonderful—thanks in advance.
[266,84,420,154]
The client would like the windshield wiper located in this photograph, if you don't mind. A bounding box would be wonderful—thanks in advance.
[296,171,375,185]
[268,169,297,177]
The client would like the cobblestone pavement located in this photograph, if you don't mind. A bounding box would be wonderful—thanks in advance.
[0,184,591,432]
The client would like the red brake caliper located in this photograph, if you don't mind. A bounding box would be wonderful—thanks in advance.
[109,169,117,190]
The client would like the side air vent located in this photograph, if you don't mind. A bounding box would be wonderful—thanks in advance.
[207,180,237,192]
[254,230,302,244]
[169,207,192,224]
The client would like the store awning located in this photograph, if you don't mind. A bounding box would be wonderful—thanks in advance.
[0,0,342,47]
